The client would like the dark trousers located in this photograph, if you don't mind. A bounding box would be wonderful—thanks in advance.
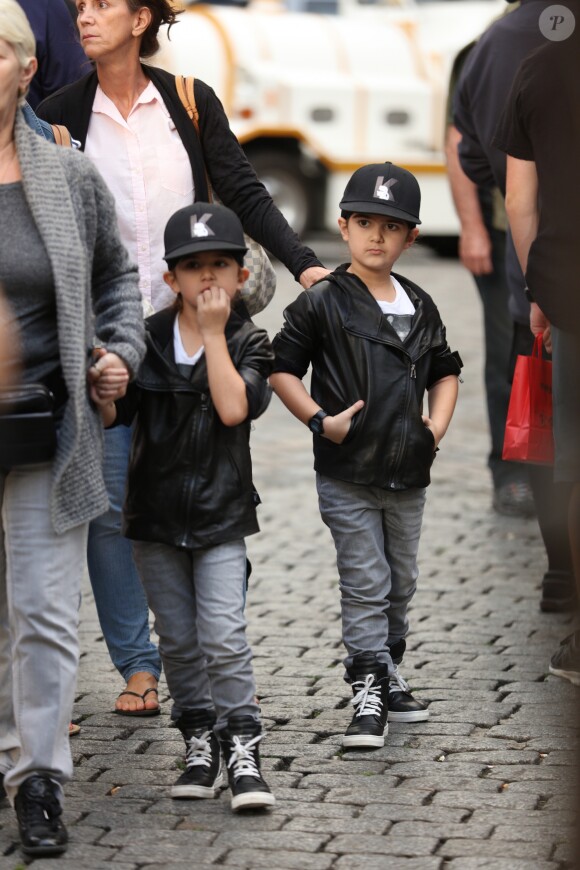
[473,227,527,489]
[511,323,573,576]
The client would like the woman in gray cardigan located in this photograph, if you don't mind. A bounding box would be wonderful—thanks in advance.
[0,0,145,856]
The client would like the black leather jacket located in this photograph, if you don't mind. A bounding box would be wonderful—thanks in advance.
[116,307,274,549]
[272,266,462,490]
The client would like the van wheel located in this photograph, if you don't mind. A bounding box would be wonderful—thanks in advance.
[248,151,312,237]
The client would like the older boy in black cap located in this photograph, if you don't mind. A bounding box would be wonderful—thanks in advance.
[271,163,462,747]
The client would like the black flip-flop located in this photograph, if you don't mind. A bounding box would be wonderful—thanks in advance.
[113,686,160,717]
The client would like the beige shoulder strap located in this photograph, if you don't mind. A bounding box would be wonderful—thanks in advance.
[176,75,199,134]
[51,124,73,148]
[175,75,213,201]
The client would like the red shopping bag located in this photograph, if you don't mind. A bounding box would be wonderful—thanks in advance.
[502,334,554,464]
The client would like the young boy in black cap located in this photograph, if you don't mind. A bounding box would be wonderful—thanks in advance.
[99,202,275,810]
[271,163,462,748]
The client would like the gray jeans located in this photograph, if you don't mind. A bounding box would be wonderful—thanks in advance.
[0,463,87,805]
[133,538,259,728]
[316,474,426,675]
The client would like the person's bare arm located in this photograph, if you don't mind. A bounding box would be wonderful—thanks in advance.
[422,375,459,447]
[270,371,363,444]
[505,155,539,276]
[504,156,550,346]
[198,287,249,426]
[445,125,493,276]
[0,291,20,388]
[98,401,117,428]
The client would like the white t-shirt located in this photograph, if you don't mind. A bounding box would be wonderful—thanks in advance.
[376,276,415,341]
[173,315,204,366]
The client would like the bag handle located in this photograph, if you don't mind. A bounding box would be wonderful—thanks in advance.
[176,75,213,203]
[532,334,544,359]
[51,124,73,147]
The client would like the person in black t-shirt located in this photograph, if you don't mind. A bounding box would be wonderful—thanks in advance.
[453,0,576,612]
[495,16,580,685]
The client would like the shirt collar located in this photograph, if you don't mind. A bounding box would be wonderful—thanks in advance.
[93,79,163,119]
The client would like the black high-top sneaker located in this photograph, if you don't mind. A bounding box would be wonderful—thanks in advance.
[387,640,429,722]
[217,715,276,811]
[343,652,389,748]
[171,709,225,799]
[387,666,429,722]
[14,774,68,856]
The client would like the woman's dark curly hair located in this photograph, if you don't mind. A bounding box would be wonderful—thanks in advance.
[126,0,182,58]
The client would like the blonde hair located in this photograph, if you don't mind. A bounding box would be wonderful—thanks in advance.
[0,0,36,105]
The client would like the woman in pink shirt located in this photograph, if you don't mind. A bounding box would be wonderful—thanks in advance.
[38,0,327,717]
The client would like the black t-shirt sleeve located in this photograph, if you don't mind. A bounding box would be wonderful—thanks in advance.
[493,64,535,161]
[452,56,497,189]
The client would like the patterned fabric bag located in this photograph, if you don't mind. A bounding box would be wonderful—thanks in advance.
[176,76,276,316]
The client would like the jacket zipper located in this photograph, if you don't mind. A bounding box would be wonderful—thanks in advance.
[388,362,414,489]
[180,393,209,547]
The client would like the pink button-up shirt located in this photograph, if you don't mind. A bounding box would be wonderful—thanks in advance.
[85,81,194,311]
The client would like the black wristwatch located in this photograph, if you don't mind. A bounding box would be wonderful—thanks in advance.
[308,410,328,435]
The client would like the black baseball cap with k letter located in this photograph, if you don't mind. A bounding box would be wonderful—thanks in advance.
[339,162,421,225]
[164,202,248,265]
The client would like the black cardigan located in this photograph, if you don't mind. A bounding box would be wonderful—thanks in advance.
[37,66,322,282]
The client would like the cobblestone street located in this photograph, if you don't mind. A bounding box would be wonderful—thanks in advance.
[1,240,578,869]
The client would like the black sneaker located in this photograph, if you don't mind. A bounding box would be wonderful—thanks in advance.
[387,666,429,722]
[540,570,577,613]
[343,652,389,749]
[217,716,275,812]
[549,632,580,686]
[171,710,224,799]
[492,481,535,518]
[14,774,68,856]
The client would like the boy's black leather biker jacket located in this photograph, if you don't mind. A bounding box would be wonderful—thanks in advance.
[115,307,274,550]
[272,265,462,490]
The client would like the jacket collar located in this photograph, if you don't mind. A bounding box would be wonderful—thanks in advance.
[140,304,248,390]
[328,264,442,354]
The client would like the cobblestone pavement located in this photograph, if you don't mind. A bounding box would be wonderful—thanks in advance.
[1,241,578,869]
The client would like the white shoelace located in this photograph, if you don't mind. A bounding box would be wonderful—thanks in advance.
[185,730,213,769]
[351,674,383,718]
[389,666,411,694]
[226,733,263,781]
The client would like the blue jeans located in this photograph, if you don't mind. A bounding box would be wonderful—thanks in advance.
[133,538,259,729]
[87,425,161,681]
[316,474,426,676]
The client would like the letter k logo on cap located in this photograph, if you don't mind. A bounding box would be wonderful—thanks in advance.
[190,213,215,238]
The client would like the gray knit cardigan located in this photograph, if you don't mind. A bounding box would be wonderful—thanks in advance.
[14,112,145,534]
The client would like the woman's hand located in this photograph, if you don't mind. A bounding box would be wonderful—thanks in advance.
[88,349,130,405]
[197,286,231,337]
[299,266,330,289]
[322,400,364,444]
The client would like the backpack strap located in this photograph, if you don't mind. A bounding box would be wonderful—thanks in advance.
[176,75,199,134]
[51,124,73,148]
[175,75,213,201]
